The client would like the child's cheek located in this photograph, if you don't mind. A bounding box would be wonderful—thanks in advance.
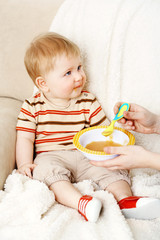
[63,83,73,94]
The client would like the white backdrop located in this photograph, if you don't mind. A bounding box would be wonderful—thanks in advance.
[50,0,160,153]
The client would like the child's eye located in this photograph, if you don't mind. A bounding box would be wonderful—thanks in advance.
[65,71,71,76]
[77,65,82,71]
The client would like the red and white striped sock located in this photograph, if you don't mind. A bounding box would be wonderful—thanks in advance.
[78,195,102,222]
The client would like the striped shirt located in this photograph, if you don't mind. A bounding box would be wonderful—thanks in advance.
[16,91,109,154]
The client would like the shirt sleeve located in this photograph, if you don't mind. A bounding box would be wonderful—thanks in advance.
[88,97,110,127]
[16,100,36,133]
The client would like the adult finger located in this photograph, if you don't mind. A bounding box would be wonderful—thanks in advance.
[90,155,124,168]
[123,111,142,121]
[117,118,127,124]
[123,125,136,131]
[104,146,128,155]
[106,166,122,170]
[114,102,124,115]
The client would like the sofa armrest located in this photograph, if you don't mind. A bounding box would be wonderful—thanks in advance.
[0,97,22,190]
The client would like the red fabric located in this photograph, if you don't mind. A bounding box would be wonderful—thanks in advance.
[118,196,144,210]
[80,195,93,201]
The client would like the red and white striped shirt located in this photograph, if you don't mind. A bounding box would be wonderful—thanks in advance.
[16,91,109,154]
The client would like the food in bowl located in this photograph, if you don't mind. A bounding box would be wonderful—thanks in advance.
[85,140,122,152]
[73,125,135,161]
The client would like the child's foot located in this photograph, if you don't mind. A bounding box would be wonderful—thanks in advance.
[78,195,102,222]
[118,196,160,220]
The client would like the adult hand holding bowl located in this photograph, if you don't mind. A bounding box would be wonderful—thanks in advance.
[73,126,135,161]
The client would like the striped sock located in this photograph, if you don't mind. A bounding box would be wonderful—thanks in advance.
[78,195,102,222]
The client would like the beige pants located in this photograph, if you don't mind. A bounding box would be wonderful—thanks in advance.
[33,150,130,189]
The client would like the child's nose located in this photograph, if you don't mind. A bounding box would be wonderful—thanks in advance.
[74,72,82,81]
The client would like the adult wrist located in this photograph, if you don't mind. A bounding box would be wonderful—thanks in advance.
[154,115,160,134]
[146,151,160,170]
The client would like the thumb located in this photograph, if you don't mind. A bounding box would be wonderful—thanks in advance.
[104,146,127,155]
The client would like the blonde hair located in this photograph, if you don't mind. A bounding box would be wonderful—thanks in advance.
[24,32,80,83]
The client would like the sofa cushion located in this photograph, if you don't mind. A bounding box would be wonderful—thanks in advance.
[0,98,23,189]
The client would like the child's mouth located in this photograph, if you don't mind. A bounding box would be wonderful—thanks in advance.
[74,85,82,91]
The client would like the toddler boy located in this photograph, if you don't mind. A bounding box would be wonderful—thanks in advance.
[16,32,160,222]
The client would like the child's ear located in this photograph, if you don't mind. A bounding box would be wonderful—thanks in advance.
[35,77,49,92]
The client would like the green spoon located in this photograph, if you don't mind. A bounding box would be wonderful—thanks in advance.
[102,103,130,137]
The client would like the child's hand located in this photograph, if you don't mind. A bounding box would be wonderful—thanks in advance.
[17,163,37,178]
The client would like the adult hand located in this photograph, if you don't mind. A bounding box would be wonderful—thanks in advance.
[90,145,151,170]
[17,163,37,178]
[114,102,160,134]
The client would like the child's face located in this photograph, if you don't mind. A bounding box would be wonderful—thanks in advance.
[44,54,86,100]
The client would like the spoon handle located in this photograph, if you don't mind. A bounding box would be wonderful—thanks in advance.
[113,103,130,121]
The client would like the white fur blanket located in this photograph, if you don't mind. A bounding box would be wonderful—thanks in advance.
[0,170,160,240]
[1,0,160,239]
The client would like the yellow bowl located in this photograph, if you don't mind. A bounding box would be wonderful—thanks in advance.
[73,126,135,161]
